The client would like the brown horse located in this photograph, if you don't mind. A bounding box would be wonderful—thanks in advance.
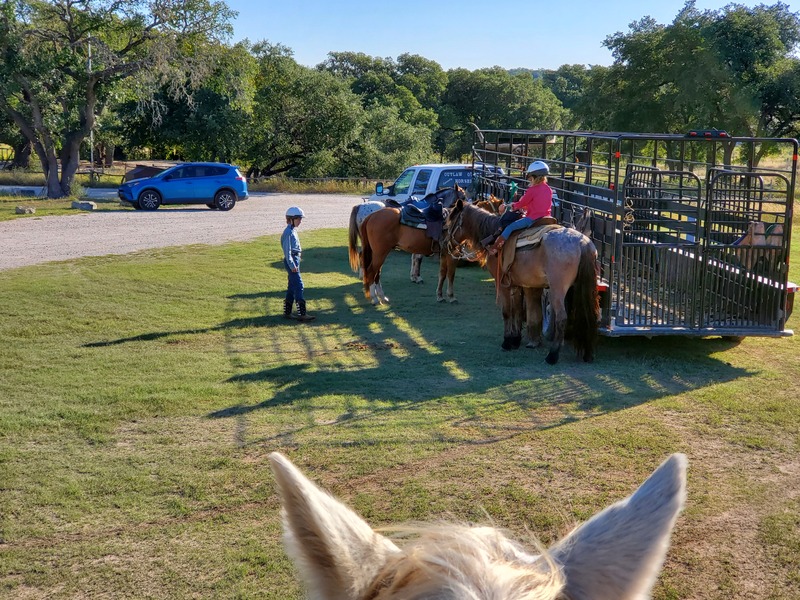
[349,185,466,304]
[270,451,687,600]
[445,199,600,364]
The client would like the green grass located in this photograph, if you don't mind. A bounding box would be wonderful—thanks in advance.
[0,195,124,220]
[1,227,799,598]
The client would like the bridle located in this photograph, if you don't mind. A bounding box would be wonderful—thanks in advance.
[444,206,482,262]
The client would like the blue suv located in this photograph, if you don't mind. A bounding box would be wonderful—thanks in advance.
[118,162,249,211]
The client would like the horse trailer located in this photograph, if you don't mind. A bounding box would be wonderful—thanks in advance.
[471,128,798,338]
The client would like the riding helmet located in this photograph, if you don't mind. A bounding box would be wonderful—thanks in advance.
[526,160,550,177]
[286,206,305,218]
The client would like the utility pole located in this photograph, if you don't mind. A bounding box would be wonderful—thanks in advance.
[88,40,94,181]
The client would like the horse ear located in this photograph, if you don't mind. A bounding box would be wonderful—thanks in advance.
[269,452,400,600]
[549,454,687,600]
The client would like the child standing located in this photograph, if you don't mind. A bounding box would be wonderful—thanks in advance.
[281,206,316,322]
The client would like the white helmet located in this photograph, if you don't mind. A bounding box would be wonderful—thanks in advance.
[286,206,305,218]
[526,160,550,177]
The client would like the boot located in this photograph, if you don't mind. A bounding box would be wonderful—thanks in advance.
[283,298,294,320]
[488,236,506,256]
[296,300,316,322]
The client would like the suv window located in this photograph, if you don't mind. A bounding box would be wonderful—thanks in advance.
[436,168,473,190]
[171,166,198,179]
[392,169,415,195]
[412,169,433,195]
[206,166,228,177]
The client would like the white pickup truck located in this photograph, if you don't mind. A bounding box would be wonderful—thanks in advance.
[369,163,505,203]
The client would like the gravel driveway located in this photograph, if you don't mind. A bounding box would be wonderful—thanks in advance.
[0,193,362,271]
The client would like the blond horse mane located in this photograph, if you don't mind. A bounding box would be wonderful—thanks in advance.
[269,452,687,600]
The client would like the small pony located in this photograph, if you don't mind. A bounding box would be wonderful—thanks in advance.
[270,452,687,600]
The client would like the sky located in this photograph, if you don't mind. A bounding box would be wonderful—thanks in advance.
[225,0,800,71]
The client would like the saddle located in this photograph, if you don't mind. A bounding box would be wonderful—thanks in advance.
[497,218,561,285]
[397,193,446,241]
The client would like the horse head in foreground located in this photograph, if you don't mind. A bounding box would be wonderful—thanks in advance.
[270,452,687,600]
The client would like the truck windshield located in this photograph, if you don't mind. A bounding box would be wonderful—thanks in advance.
[393,169,415,195]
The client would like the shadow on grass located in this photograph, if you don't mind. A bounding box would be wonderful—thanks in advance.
[81,241,755,445]
[220,246,753,445]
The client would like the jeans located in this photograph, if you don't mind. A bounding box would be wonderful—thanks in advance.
[501,216,534,240]
[284,259,305,305]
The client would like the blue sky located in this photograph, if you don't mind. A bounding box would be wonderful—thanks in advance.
[225,0,800,71]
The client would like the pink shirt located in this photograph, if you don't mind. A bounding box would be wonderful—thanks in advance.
[511,182,553,221]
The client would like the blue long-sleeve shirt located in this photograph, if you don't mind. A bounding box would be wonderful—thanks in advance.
[281,224,302,270]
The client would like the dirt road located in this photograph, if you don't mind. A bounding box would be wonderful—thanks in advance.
[0,193,362,271]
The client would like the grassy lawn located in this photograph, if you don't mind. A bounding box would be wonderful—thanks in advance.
[1,226,799,598]
[0,195,124,221]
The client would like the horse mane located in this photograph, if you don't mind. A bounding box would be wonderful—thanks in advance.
[457,203,502,266]
[364,525,563,600]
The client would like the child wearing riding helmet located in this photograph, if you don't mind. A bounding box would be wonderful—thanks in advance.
[281,206,316,322]
[489,160,553,255]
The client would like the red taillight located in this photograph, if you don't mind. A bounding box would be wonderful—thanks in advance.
[236,176,246,182]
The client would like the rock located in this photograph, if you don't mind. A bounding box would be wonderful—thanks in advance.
[15,206,36,214]
[71,200,97,211]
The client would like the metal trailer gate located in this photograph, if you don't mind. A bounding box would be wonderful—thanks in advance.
[471,129,798,337]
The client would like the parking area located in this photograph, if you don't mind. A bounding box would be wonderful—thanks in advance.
[0,193,360,270]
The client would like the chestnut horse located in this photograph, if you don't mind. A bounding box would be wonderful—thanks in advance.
[270,451,687,600]
[445,199,600,364]
[349,185,466,305]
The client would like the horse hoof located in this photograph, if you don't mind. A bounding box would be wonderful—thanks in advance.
[545,351,560,365]
[448,297,458,304]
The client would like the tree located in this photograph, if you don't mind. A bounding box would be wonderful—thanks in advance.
[577,1,800,161]
[114,41,257,163]
[243,43,363,179]
[0,0,236,198]
[441,67,567,159]
[541,64,591,128]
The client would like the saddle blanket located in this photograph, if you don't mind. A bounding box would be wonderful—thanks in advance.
[514,223,562,248]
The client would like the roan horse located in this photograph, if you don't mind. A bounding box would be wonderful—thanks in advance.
[269,451,687,600]
[445,200,600,364]
[349,185,466,304]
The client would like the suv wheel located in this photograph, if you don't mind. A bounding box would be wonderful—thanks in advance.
[139,190,161,210]
[214,189,236,211]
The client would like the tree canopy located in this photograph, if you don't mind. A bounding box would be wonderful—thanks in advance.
[1,1,798,187]
[0,0,236,197]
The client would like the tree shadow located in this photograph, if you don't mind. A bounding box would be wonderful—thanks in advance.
[206,246,754,447]
[81,240,755,447]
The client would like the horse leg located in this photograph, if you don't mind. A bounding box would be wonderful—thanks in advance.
[500,286,523,350]
[524,287,544,348]
[410,254,424,284]
[375,274,389,304]
[436,253,457,303]
[445,254,457,303]
[545,285,569,365]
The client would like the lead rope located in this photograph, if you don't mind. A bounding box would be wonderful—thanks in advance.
[494,250,503,304]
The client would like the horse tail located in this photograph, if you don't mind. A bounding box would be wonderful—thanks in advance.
[348,206,362,273]
[570,242,600,361]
